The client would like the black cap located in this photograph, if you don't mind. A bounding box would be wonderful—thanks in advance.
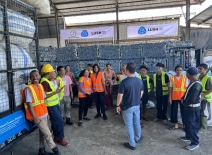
[156,63,165,68]
[139,65,148,71]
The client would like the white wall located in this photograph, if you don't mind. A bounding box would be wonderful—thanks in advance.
[39,38,65,47]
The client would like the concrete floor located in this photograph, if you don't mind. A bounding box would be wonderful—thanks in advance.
[2,104,212,155]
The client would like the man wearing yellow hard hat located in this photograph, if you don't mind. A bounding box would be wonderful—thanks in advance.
[40,64,69,146]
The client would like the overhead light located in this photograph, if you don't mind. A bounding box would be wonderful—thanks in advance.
[172,18,175,19]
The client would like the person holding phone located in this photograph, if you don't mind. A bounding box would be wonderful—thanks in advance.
[40,64,69,147]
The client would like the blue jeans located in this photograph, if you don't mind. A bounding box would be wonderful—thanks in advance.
[122,106,142,147]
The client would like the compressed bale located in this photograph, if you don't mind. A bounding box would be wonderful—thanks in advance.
[56,46,78,61]
[99,45,120,60]
[0,44,35,69]
[0,46,6,70]
[78,45,98,60]
[0,87,9,113]
[120,44,141,59]
[143,58,168,73]
[0,7,35,49]
[39,46,56,62]
[121,59,142,73]
[142,42,167,58]
[0,73,7,85]
[78,60,98,72]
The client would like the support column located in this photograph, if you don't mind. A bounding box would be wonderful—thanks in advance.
[185,0,190,41]
[116,1,120,44]
[55,9,60,48]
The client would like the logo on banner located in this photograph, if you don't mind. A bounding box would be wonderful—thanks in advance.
[81,30,89,37]
[70,30,76,37]
[138,26,146,35]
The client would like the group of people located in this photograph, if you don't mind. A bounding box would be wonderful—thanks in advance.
[22,61,211,154]
[116,62,211,151]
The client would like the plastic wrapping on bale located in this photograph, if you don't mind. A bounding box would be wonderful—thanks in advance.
[99,45,120,60]
[0,7,35,49]
[120,44,141,59]
[56,46,78,61]
[0,46,6,70]
[38,46,56,62]
[0,73,7,85]
[142,42,167,58]
[0,87,9,113]
[0,43,35,69]
[78,45,98,60]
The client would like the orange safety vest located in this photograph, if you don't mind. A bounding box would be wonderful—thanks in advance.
[90,72,104,92]
[78,76,92,98]
[171,75,187,100]
[23,84,48,120]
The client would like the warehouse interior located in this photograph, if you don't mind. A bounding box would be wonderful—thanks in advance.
[1,0,212,155]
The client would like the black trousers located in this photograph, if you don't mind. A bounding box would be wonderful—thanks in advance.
[93,92,105,114]
[78,97,89,121]
[88,93,93,108]
[170,100,185,125]
[185,107,200,145]
[156,95,168,120]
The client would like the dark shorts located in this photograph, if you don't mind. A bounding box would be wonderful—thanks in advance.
[141,95,149,105]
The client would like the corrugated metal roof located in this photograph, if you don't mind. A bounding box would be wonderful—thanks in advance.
[190,4,212,26]
[38,0,205,19]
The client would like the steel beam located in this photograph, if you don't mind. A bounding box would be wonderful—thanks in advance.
[55,9,60,48]
[116,1,119,44]
[185,0,190,41]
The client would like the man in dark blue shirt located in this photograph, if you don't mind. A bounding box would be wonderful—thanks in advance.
[116,63,144,150]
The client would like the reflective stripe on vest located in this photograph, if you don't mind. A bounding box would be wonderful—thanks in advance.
[40,77,59,107]
[199,75,212,102]
[139,74,151,93]
[78,76,92,98]
[153,72,168,96]
[57,76,65,100]
[90,72,104,92]
[23,84,48,120]
[171,75,187,100]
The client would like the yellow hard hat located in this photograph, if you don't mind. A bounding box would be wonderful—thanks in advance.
[41,64,55,73]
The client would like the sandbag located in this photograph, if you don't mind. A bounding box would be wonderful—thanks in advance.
[0,7,35,49]
[0,87,9,113]
[0,44,35,69]
[20,0,51,15]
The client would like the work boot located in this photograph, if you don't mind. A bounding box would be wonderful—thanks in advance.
[66,118,74,125]
[94,113,101,119]
[199,116,207,133]
[52,147,61,155]
[38,148,53,155]
[103,114,108,120]
[58,137,69,146]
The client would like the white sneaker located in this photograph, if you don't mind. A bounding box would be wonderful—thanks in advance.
[186,144,199,150]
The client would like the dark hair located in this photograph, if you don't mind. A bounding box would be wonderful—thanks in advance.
[174,65,183,71]
[106,63,111,67]
[57,66,64,72]
[198,63,208,70]
[87,64,93,67]
[65,65,70,69]
[139,65,148,71]
[93,64,100,73]
[79,69,89,78]
[30,70,39,77]
[126,63,136,74]
[156,63,165,68]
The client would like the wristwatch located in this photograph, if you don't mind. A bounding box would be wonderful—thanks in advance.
[116,105,120,107]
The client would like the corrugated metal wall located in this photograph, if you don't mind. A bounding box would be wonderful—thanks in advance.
[67,19,179,45]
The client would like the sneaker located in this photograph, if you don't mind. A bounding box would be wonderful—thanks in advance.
[52,147,61,155]
[66,118,74,125]
[123,142,136,150]
[163,120,168,125]
[136,135,143,143]
[94,113,101,119]
[58,137,69,146]
[180,136,191,142]
[83,117,91,121]
[103,114,108,120]
[153,118,159,122]
[38,148,53,155]
[186,144,199,150]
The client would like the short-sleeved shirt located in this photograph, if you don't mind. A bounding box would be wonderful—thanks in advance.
[155,73,170,96]
[141,76,153,97]
[121,72,140,81]
[42,81,52,92]
[62,75,73,96]
[199,75,212,91]
[118,77,143,111]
